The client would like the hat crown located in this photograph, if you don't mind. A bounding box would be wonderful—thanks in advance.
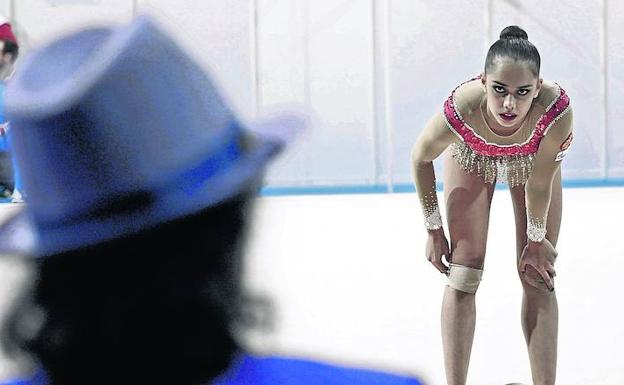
[0,15,298,257]
[7,16,241,225]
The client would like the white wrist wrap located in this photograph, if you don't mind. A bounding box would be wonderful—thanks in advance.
[527,216,547,242]
[424,206,443,230]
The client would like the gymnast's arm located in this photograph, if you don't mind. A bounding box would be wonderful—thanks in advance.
[410,112,456,273]
[520,107,573,290]
[524,107,573,246]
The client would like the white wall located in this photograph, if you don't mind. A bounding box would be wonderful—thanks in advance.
[607,1,624,177]
[258,0,377,185]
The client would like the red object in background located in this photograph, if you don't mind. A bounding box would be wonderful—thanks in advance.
[0,23,17,45]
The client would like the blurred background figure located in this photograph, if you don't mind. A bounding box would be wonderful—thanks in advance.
[0,15,22,203]
[0,15,423,385]
[0,18,18,80]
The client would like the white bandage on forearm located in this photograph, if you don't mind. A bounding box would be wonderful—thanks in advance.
[447,263,483,294]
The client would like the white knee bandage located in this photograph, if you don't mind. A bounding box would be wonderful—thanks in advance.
[447,263,483,294]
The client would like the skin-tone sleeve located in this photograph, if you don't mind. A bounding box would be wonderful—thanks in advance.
[411,111,457,230]
[525,107,574,242]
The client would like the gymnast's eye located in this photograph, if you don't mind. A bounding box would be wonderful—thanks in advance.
[493,85,505,94]
[517,89,530,96]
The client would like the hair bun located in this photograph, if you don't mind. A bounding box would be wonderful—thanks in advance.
[499,25,528,40]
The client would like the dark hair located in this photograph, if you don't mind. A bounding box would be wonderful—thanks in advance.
[1,40,19,61]
[484,25,540,76]
[2,193,254,385]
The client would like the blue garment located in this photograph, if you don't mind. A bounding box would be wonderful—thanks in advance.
[212,354,424,385]
[0,368,46,385]
[0,81,22,194]
[0,354,424,385]
[0,82,8,152]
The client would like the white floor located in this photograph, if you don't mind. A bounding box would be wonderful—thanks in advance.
[0,188,623,384]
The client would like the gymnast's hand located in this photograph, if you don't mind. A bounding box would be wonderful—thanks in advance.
[426,228,450,275]
[519,239,557,292]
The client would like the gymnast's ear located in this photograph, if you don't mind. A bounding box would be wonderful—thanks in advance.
[534,77,543,98]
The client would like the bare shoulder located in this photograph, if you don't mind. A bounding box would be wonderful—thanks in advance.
[423,110,457,143]
[535,80,565,109]
[529,79,572,147]
[452,77,483,119]
[546,105,573,139]
[412,111,458,162]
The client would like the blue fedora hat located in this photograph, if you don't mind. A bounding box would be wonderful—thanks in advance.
[0,15,304,257]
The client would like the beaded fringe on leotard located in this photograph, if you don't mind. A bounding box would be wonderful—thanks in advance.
[450,141,535,187]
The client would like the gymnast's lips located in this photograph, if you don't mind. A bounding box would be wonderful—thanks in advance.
[499,113,517,121]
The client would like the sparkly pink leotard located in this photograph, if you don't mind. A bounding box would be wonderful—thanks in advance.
[443,77,570,187]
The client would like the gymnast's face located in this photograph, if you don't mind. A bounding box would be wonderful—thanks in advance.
[482,58,542,130]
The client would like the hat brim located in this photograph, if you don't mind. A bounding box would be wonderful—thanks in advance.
[0,112,306,258]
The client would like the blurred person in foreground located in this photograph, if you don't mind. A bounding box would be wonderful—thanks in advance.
[0,15,424,385]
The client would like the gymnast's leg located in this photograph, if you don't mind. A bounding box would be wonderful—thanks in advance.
[441,152,495,385]
[510,168,562,385]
